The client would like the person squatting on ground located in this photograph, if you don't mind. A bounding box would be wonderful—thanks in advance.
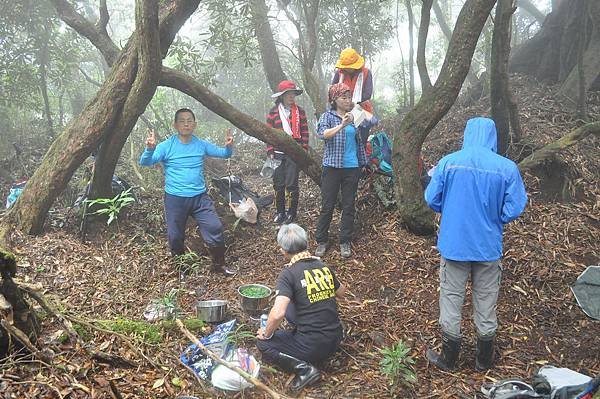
[314,83,377,259]
[332,47,375,144]
[266,80,310,225]
[256,223,346,392]
[424,117,527,371]
[139,108,236,277]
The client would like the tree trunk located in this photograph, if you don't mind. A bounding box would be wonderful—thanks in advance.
[405,0,415,106]
[392,0,497,235]
[417,0,433,95]
[250,0,287,92]
[433,0,453,40]
[160,68,322,185]
[558,0,600,105]
[0,0,193,236]
[38,24,55,139]
[90,0,180,199]
[491,0,522,155]
[510,0,587,83]
[1,247,40,359]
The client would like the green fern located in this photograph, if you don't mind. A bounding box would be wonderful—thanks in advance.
[85,188,135,225]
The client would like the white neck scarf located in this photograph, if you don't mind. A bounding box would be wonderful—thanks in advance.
[339,70,364,104]
[278,103,293,136]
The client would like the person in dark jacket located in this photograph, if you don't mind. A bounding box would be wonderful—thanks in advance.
[424,117,527,371]
[256,223,346,392]
[266,80,310,225]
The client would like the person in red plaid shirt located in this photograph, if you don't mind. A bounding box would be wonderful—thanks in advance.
[266,80,310,225]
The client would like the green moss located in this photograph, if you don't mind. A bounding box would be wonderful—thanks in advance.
[73,323,90,340]
[99,318,163,344]
[96,318,205,345]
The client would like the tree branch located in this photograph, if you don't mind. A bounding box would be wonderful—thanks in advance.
[96,0,110,33]
[160,67,322,185]
[518,122,600,171]
[417,0,433,93]
[49,0,120,65]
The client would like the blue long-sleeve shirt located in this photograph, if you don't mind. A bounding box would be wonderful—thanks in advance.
[424,117,527,261]
[139,134,232,197]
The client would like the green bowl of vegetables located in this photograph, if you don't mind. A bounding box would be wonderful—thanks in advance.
[238,284,272,318]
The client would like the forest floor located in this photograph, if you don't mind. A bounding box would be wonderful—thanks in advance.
[1,75,599,398]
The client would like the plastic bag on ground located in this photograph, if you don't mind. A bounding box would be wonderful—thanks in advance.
[211,347,260,391]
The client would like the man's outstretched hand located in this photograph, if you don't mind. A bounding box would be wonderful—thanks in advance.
[146,128,157,150]
[224,128,234,147]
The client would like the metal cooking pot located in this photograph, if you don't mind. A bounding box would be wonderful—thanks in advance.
[196,300,228,323]
[238,284,272,318]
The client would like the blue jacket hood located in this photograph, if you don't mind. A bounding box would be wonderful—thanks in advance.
[462,117,497,152]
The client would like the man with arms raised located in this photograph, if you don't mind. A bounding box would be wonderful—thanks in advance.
[140,108,235,276]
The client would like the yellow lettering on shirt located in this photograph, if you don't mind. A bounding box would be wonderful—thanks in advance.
[304,266,337,303]
[322,267,336,289]
[303,270,320,296]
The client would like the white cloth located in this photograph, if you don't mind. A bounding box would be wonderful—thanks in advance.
[339,71,364,104]
[277,104,293,137]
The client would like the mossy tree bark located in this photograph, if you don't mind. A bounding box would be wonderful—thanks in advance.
[0,247,39,359]
[392,0,498,236]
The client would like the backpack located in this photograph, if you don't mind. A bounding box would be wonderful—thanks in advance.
[367,131,393,176]
[5,179,27,209]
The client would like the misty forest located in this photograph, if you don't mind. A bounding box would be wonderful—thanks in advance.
[0,0,599,398]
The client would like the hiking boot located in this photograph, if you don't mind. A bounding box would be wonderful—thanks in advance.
[273,213,286,224]
[276,353,321,392]
[207,245,236,277]
[283,213,296,224]
[284,191,299,224]
[340,242,351,258]
[426,332,461,371]
[475,333,495,370]
[314,242,328,257]
[274,190,286,224]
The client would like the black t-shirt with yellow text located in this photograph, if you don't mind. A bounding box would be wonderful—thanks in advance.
[276,258,342,338]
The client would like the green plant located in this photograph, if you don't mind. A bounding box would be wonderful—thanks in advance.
[224,323,256,346]
[174,252,204,274]
[85,188,135,226]
[152,289,180,318]
[380,340,417,391]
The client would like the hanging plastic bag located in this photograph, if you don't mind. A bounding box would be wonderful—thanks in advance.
[260,157,282,178]
[229,197,258,224]
[211,347,261,391]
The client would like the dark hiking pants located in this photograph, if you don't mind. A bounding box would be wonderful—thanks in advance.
[315,167,361,244]
[164,192,224,255]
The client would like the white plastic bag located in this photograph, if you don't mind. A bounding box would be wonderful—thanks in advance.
[229,197,258,224]
[211,348,260,391]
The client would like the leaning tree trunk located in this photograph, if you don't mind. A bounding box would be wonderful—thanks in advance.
[160,68,322,184]
[491,0,522,155]
[250,0,287,92]
[393,0,497,235]
[0,0,190,237]
[1,247,40,359]
[58,0,321,186]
